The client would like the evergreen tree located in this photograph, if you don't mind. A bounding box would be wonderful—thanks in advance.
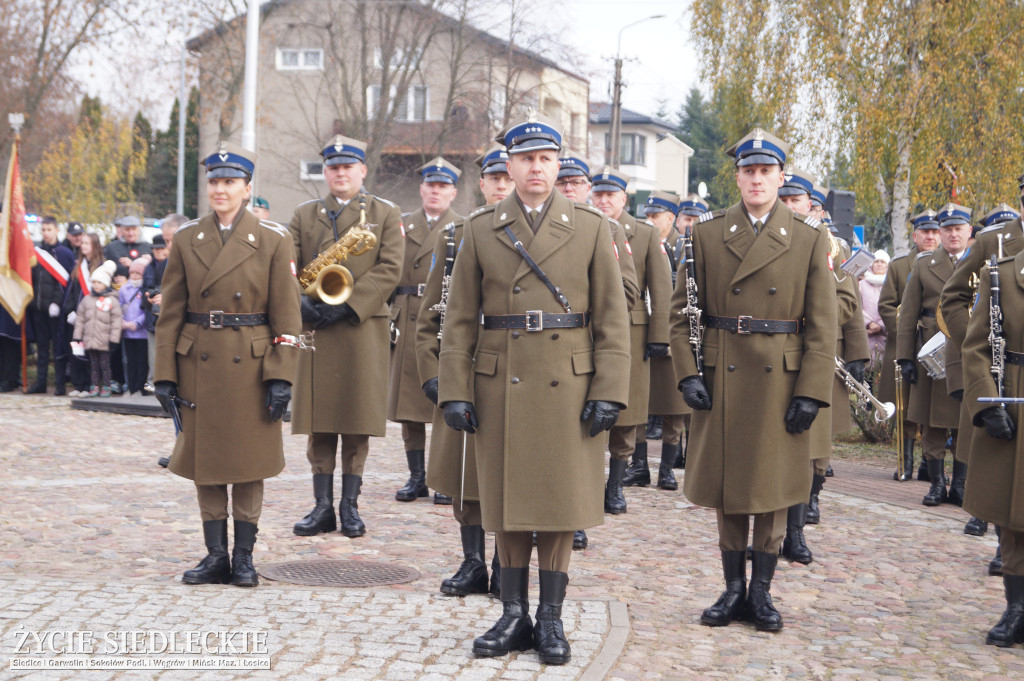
[675,87,730,209]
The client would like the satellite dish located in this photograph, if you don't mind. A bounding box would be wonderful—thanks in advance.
[697,181,708,198]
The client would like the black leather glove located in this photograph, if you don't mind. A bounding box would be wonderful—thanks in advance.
[443,401,478,433]
[644,343,669,360]
[844,359,866,385]
[314,302,355,329]
[979,406,1016,440]
[785,396,821,434]
[154,381,178,414]
[265,380,291,422]
[300,296,321,324]
[581,400,621,437]
[898,359,917,384]
[679,375,712,411]
[950,389,964,402]
[422,377,439,405]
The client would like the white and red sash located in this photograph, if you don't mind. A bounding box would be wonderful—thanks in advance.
[76,262,91,293]
[34,246,69,287]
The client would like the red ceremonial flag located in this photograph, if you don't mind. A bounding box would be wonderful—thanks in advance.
[0,139,35,323]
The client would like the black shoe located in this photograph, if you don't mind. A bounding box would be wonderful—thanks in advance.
[441,526,489,596]
[917,458,930,481]
[700,551,746,627]
[293,474,336,536]
[964,516,988,536]
[948,460,967,506]
[645,415,663,440]
[534,570,571,665]
[986,575,1024,647]
[604,458,628,514]
[622,442,650,487]
[894,436,915,481]
[923,458,947,506]
[747,551,783,632]
[26,381,46,394]
[807,474,825,524]
[182,519,231,585]
[0,381,17,393]
[434,493,453,505]
[824,465,834,477]
[489,551,501,597]
[53,384,66,396]
[472,567,534,657]
[572,530,588,550]
[657,443,678,490]
[395,449,428,501]
[340,474,366,537]
[781,504,813,565]
[230,520,259,587]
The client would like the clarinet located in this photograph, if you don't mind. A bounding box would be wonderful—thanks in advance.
[431,222,457,340]
[683,229,705,377]
[988,254,1005,400]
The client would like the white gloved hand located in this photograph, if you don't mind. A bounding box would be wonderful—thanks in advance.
[48,303,60,318]
[67,311,77,325]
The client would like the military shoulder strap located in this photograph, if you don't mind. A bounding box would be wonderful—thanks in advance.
[501,225,571,313]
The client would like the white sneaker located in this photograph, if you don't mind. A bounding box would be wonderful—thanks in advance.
[67,390,82,398]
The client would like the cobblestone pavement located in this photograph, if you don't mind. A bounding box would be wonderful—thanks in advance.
[2,393,1024,680]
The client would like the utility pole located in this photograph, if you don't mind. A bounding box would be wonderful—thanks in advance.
[242,0,260,154]
[608,15,664,169]
[176,42,186,215]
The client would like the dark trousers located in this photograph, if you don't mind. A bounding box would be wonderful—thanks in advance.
[109,341,125,386]
[0,336,21,387]
[88,350,111,387]
[29,309,66,385]
[122,338,148,394]
[65,322,88,391]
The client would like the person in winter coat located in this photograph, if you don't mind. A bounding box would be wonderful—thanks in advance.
[63,233,105,396]
[859,250,890,366]
[119,258,149,395]
[27,216,74,394]
[72,261,122,397]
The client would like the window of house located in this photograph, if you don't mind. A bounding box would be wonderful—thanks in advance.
[367,85,428,121]
[276,48,323,71]
[300,160,325,181]
[605,132,647,166]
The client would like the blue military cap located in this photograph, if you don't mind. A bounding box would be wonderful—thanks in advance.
[418,156,461,184]
[496,115,562,154]
[558,155,591,180]
[677,194,709,217]
[911,209,939,230]
[591,166,629,193]
[725,128,789,167]
[811,184,827,208]
[981,203,1019,227]
[936,202,972,227]
[645,190,680,215]
[779,168,815,197]
[202,141,255,180]
[476,145,509,175]
[322,135,367,166]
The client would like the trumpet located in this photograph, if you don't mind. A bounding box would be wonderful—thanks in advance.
[835,357,895,422]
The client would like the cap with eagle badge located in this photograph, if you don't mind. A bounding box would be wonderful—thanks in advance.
[476,145,509,175]
[936,202,972,227]
[418,156,461,184]
[557,154,591,180]
[779,167,815,197]
[591,166,629,193]
[677,194,709,217]
[496,113,562,154]
[981,203,1019,227]
[644,190,680,216]
[202,141,256,180]
[810,184,828,208]
[726,128,789,167]
[321,135,367,166]
[911,209,939,231]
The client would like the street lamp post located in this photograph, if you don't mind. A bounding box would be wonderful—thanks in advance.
[609,14,664,169]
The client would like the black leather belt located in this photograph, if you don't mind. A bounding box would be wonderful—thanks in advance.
[395,284,425,297]
[186,311,269,329]
[1007,350,1024,366]
[482,311,589,332]
[920,308,936,318]
[706,315,803,335]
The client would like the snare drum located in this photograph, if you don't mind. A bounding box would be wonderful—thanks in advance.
[917,332,947,380]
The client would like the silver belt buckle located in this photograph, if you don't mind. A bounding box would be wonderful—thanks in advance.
[525,310,543,332]
[417,283,426,296]
[736,315,752,335]
[209,310,224,329]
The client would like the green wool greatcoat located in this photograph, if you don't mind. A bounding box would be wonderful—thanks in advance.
[288,193,404,436]
[438,191,631,532]
[669,201,837,514]
[649,231,689,416]
[155,211,302,485]
[877,249,916,406]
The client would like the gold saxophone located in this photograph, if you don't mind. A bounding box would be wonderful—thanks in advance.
[299,193,377,305]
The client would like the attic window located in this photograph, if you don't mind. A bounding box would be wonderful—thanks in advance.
[277,48,323,71]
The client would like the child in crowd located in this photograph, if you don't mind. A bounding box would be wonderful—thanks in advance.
[119,258,150,395]
[72,261,122,397]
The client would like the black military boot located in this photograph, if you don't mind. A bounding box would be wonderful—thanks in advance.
[645,415,663,440]
[700,551,746,626]
[986,575,1024,647]
[26,378,46,394]
[434,492,453,505]
[806,474,825,524]
[894,436,915,481]
[965,516,988,536]
[230,520,259,587]
[573,530,588,550]
[535,570,571,665]
[948,460,968,506]
[657,443,678,490]
[991,527,1004,576]
[781,504,813,565]
[747,551,783,631]
[472,566,534,657]
[622,442,650,487]
[488,551,501,597]
[917,457,930,481]
[293,474,336,536]
[182,519,231,585]
[604,458,628,514]
[441,525,489,596]
[674,431,687,469]
[340,474,367,537]
[922,458,947,506]
[395,450,428,501]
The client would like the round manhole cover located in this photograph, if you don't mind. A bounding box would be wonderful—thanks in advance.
[259,559,420,587]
